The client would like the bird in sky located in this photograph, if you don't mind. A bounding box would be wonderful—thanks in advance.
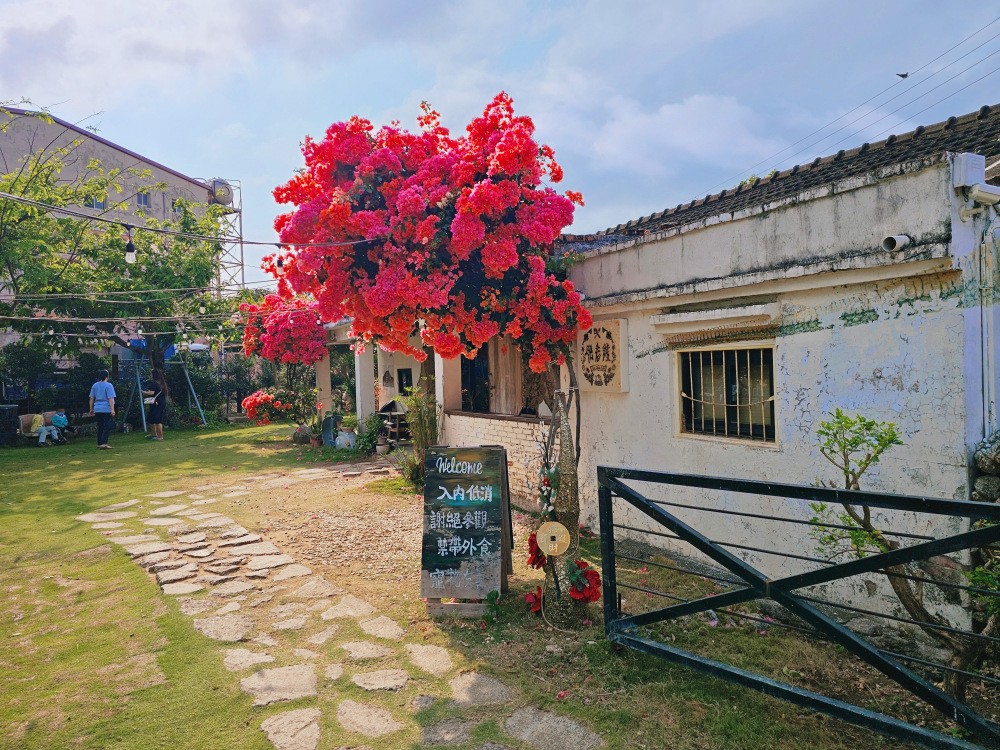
[897,72,909,78]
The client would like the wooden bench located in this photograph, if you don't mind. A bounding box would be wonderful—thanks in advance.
[18,411,74,444]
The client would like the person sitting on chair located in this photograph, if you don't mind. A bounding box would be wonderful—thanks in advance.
[31,413,60,447]
[51,407,74,443]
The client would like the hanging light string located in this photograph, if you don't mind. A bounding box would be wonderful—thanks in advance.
[9,330,232,339]
[0,190,371,249]
[0,312,240,324]
[8,277,277,301]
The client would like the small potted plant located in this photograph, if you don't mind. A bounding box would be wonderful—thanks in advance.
[375,422,391,455]
[309,402,324,447]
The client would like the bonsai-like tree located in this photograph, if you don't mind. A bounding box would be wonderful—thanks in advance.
[811,408,998,698]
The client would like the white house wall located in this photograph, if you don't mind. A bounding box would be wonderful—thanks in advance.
[569,161,979,626]
[376,347,425,405]
[575,164,951,308]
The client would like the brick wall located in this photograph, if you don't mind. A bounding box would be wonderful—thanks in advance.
[441,412,552,509]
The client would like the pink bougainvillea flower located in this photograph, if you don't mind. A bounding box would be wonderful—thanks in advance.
[268,93,589,372]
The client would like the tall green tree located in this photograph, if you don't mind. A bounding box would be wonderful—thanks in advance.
[0,106,233,370]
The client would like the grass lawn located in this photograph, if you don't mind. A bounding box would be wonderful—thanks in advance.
[0,423,968,749]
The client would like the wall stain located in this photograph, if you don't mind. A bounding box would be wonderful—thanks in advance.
[840,309,879,327]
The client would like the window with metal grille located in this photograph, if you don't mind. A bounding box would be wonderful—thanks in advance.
[679,346,775,442]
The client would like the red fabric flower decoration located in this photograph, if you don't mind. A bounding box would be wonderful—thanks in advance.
[566,559,602,603]
[524,586,543,615]
[526,532,547,570]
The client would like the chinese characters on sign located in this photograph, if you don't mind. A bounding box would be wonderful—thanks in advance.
[577,318,629,392]
[420,446,510,601]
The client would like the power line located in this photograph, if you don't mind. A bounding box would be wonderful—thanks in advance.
[6,278,276,300]
[699,14,1000,194]
[0,190,372,249]
[829,60,1000,149]
[0,313,237,324]
[764,43,1000,172]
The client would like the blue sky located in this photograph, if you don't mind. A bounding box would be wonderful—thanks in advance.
[3,1,1000,284]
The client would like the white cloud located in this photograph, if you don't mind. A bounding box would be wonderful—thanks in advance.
[0,1,254,112]
[588,94,786,176]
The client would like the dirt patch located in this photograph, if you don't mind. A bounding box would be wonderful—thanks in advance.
[288,506,423,581]
[74,544,112,559]
[95,652,167,695]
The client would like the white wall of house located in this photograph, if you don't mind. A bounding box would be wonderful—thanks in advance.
[566,157,998,625]
[376,347,426,405]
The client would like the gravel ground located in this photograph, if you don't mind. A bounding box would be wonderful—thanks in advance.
[289,505,424,582]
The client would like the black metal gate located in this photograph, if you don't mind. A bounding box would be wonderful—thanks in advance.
[597,466,1000,749]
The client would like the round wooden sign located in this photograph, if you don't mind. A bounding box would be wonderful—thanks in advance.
[535,521,571,556]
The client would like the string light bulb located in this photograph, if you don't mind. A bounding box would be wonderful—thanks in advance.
[124,225,137,265]
[275,255,284,275]
[199,304,206,314]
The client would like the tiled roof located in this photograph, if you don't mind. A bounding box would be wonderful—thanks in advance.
[572,103,1000,240]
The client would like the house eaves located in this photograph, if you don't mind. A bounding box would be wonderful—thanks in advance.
[560,102,1000,255]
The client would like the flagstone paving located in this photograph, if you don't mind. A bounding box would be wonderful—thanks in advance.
[76,466,606,750]
[352,668,410,691]
[240,664,317,706]
[260,707,322,750]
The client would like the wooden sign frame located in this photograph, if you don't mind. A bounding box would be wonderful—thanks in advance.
[421,444,513,617]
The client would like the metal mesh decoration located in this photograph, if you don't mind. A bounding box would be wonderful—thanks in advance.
[553,390,580,555]
[542,389,584,628]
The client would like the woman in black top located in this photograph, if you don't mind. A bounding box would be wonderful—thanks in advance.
[142,368,169,441]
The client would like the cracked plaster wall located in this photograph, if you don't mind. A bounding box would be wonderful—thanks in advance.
[578,275,970,625]
[573,165,951,307]
[570,162,982,625]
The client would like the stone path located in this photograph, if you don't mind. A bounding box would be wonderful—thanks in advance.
[77,466,605,750]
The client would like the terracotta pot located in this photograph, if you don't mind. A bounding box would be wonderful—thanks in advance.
[309,435,322,447]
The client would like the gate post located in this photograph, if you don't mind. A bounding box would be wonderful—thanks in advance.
[597,469,619,634]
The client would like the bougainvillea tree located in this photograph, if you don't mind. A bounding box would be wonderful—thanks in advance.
[240,294,326,367]
[267,92,591,373]
[270,95,595,624]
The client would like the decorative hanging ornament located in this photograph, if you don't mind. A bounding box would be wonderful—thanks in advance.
[124,225,137,265]
[535,521,571,556]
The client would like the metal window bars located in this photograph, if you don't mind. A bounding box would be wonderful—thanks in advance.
[680,347,775,441]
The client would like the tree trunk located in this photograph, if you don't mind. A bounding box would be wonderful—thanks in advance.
[843,501,983,701]
[553,389,580,555]
[148,338,166,371]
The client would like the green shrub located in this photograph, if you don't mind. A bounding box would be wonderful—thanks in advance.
[355,412,387,455]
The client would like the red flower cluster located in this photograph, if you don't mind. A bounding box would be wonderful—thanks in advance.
[526,531,547,569]
[241,389,293,426]
[240,294,326,366]
[525,585,543,615]
[269,93,591,372]
[566,559,602,603]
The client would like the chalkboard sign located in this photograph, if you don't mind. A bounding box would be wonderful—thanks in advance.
[420,445,512,604]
